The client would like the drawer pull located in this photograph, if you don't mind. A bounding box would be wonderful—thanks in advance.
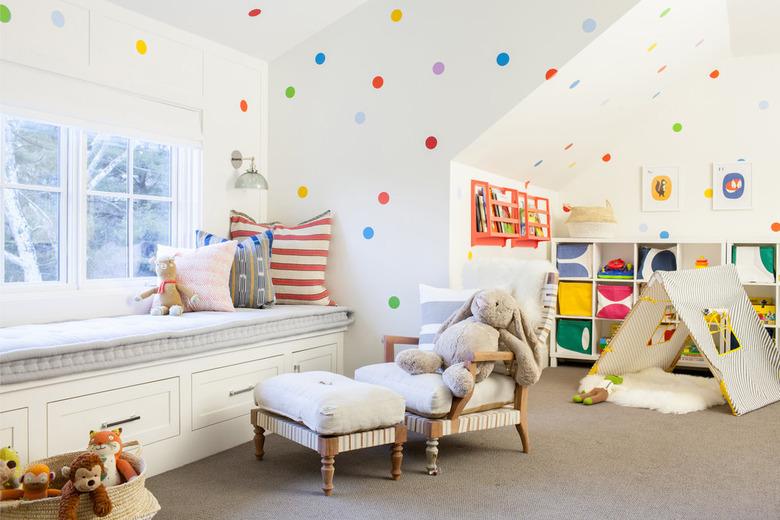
[229,386,255,397]
[101,415,140,429]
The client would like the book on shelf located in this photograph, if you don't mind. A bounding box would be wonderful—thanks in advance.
[490,188,514,234]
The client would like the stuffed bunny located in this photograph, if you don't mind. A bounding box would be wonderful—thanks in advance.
[397,289,545,397]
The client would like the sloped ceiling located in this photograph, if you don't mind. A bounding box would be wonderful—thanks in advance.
[455,0,733,189]
[106,0,368,61]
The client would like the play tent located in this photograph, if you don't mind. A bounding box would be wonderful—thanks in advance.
[590,265,780,415]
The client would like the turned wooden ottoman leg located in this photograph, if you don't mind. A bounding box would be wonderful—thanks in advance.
[253,425,265,460]
[391,443,403,480]
[425,438,439,476]
[320,456,335,496]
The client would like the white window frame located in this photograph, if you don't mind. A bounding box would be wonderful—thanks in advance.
[0,108,202,294]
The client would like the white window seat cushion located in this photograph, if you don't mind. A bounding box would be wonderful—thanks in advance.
[254,371,405,435]
[354,363,515,419]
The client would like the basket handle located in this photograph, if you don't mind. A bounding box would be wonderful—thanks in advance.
[123,440,143,457]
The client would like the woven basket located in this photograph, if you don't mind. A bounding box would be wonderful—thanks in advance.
[0,447,160,520]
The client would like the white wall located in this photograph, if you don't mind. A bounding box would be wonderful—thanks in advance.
[0,0,268,325]
[268,0,637,374]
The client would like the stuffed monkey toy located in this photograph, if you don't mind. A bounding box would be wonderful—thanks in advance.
[0,463,61,501]
[0,446,21,490]
[135,255,199,316]
[58,452,112,520]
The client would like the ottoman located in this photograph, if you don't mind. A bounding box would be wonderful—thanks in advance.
[251,371,407,495]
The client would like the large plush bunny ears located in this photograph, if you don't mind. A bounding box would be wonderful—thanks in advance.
[435,291,479,340]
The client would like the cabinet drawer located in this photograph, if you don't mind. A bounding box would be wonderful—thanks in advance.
[47,378,179,456]
[192,355,284,430]
[292,344,337,373]
[0,408,28,465]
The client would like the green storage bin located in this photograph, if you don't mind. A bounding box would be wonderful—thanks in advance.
[557,319,592,355]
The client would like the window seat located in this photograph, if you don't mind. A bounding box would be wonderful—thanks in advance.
[0,305,352,384]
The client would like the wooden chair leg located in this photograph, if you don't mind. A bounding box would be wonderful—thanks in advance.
[253,425,265,460]
[515,385,530,454]
[320,456,335,496]
[425,438,439,476]
[391,443,403,480]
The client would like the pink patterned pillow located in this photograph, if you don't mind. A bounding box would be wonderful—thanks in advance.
[157,241,237,312]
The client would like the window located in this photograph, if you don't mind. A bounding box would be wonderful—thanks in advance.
[0,113,200,287]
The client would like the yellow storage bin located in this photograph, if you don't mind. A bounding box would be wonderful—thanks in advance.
[558,282,593,317]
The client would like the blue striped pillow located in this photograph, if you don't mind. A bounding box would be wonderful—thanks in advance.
[196,230,275,308]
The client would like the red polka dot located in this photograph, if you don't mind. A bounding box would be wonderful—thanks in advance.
[248,8,262,17]
[562,204,572,213]
[545,68,557,80]
[771,222,780,232]
[602,153,611,162]
[372,75,384,89]
[240,99,248,112]
[378,192,390,205]
[709,69,720,79]
[425,136,438,150]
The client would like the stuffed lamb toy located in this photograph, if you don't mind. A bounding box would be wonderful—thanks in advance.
[396,289,545,397]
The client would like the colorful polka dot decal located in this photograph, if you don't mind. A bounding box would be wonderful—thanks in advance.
[388,296,400,309]
[582,18,597,33]
[378,192,390,205]
[496,52,510,67]
[759,100,770,110]
[771,222,780,233]
[639,223,649,233]
[672,122,683,133]
[657,65,667,74]
[354,111,366,124]
[297,186,308,198]
[659,231,670,239]
[660,7,671,18]
[372,76,384,89]
[602,153,611,162]
[240,99,248,112]
[467,251,473,261]
[569,80,580,89]
[568,161,576,169]
[390,9,403,22]
[425,136,438,150]
[533,160,543,167]
[545,68,557,80]
[652,91,661,99]
[432,62,445,75]
[0,4,10,24]
[248,8,262,17]
[135,39,148,55]
[709,69,719,79]
[564,143,573,150]
[315,52,326,65]
[363,226,374,239]
[51,10,65,28]
[703,188,713,199]
[563,204,572,213]
[647,42,657,52]
[285,86,296,98]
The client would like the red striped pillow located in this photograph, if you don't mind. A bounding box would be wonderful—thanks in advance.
[229,210,333,305]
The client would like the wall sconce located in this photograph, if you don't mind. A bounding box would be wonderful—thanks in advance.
[230,150,268,190]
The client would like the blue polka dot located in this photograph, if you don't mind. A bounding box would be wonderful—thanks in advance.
[659,230,670,239]
[569,80,580,89]
[51,10,65,28]
[652,91,661,99]
[758,100,769,110]
[314,52,326,65]
[496,52,510,67]
[639,223,648,233]
[533,159,543,167]
[737,158,746,162]
[354,111,366,124]
[362,226,374,239]
[582,18,597,33]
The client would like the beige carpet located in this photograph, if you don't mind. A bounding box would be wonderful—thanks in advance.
[147,366,780,519]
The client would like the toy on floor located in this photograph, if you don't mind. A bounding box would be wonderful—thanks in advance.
[0,446,21,490]
[85,429,138,487]
[695,257,709,269]
[396,288,544,396]
[59,452,113,520]
[572,375,623,405]
[135,255,199,316]
[597,258,634,279]
[0,463,61,501]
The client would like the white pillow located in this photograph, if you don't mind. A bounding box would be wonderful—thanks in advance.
[418,285,476,351]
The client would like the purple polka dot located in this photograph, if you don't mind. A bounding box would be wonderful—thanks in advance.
[432,61,445,75]
[639,223,648,233]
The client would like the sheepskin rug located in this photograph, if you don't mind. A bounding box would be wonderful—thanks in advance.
[578,367,725,414]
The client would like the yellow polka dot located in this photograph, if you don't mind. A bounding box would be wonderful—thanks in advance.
[704,188,713,199]
[647,42,657,52]
[467,251,473,261]
[136,39,148,55]
[297,186,308,198]
[390,9,402,22]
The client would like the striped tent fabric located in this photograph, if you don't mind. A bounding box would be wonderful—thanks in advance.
[591,265,780,415]
[230,210,333,306]
[196,230,274,308]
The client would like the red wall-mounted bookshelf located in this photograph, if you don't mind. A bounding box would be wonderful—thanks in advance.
[471,179,551,248]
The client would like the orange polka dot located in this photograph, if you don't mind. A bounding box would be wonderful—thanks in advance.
[771,222,780,232]
[240,99,248,112]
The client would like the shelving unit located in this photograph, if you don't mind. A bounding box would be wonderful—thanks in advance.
[549,238,779,369]
[470,180,550,249]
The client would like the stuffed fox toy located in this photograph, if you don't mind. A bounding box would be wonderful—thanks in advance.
[135,255,198,316]
[85,429,138,487]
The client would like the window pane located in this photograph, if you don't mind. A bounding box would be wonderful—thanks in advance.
[3,189,59,282]
[2,118,60,187]
[87,133,128,193]
[133,200,171,277]
[87,195,128,279]
[133,142,171,196]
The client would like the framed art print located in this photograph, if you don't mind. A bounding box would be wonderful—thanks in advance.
[642,166,680,212]
[713,162,752,210]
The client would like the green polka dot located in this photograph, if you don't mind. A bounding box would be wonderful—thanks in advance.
[388,296,400,309]
[672,122,683,133]
[0,4,11,24]
[660,7,671,18]
[285,86,296,99]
